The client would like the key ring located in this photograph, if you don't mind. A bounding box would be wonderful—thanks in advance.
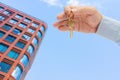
[64,7,74,21]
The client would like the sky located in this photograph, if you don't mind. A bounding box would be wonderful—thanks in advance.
[1,0,120,80]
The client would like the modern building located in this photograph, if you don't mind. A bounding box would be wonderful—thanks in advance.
[0,2,46,80]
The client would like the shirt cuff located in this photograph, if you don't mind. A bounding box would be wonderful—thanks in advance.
[96,16,120,45]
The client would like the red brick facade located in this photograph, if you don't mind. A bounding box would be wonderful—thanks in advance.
[0,3,46,80]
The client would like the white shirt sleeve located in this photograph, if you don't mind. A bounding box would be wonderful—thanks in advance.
[96,16,120,45]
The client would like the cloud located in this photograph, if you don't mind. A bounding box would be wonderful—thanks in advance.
[40,0,63,7]
[40,0,103,9]
[66,0,80,6]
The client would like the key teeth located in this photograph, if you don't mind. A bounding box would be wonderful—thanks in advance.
[70,33,72,38]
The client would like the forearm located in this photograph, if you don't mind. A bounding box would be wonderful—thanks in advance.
[96,16,120,45]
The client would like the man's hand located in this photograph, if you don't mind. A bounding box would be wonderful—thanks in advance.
[53,6,102,33]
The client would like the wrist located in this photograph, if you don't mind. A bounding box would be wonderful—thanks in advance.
[94,13,102,33]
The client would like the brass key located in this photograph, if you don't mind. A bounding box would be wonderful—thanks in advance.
[67,19,74,38]
[64,7,75,38]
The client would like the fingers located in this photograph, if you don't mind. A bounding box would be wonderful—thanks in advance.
[53,19,67,28]
[57,6,78,20]
[58,25,69,31]
[53,23,69,31]
[56,6,78,21]
[53,19,69,31]
[64,6,78,14]
[54,6,80,32]
[57,12,66,20]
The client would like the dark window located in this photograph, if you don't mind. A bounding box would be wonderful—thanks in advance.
[4,35,16,43]
[0,62,11,73]
[7,50,19,60]
[18,23,27,28]
[11,65,23,80]
[27,45,34,56]
[37,31,42,38]
[9,19,18,24]
[22,34,30,40]
[0,6,4,11]
[12,28,21,35]
[24,18,31,23]
[15,14,23,19]
[0,43,8,53]
[2,24,12,31]
[20,55,29,67]
[15,41,25,49]
[3,10,11,16]
[0,15,5,21]
[0,31,5,38]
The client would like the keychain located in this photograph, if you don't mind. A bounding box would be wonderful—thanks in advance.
[64,7,75,38]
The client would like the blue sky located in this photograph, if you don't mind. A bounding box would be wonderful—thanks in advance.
[1,0,120,80]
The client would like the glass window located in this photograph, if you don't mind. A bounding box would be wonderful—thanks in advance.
[3,10,11,16]
[11,65,22,80]
[0,31,5,38]
[4,35,16,43]
[27,45,34,56]
[32,22,39,28]
[12,28,21,35]
[0,15,5,21]
[40,26,45,32]
[0,43,8,53]
[22,34,30,40]
[9,19,18,24]
[18,23,27,28]
[27,28,35,34]
[7,50,19,60]
[24,18,31,23]
[2,24,12,31]
[15,41,25,49]
[37,31,42,38]
[20,55,29,67]
[0,6,4,11]
[32,38,38,46]
[15,14,23,19]
[0,62,11,73]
